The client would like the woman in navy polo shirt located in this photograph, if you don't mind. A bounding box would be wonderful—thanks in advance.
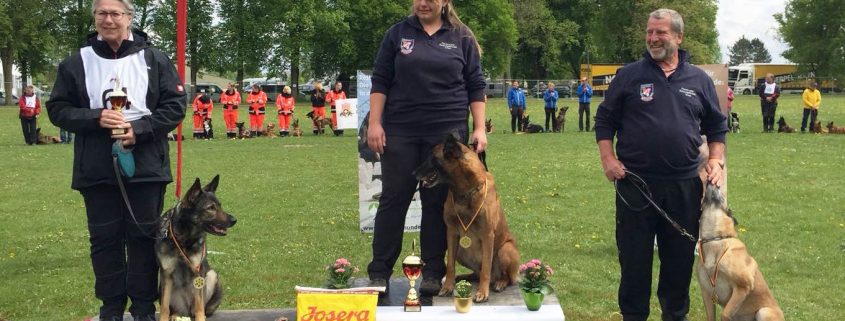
[365,0,487,297]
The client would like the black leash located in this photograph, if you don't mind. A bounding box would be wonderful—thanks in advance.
[112,156,162,240]
[614,170,696,242]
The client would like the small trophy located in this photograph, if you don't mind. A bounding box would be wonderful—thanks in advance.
[108,79,128,135]
[402,240,423,312]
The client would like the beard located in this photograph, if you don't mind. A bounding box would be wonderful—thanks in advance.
[647,40,678,61]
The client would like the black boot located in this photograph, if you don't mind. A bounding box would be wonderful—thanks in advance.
[313,129,319,135]
[282,131,289,137]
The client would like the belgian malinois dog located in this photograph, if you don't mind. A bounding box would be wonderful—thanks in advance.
[157,175,237,321]
[697,184,784,321]
[414,134,520,302]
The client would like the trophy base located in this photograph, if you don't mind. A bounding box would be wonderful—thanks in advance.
[404,304,421,312]
[112,128,128,135]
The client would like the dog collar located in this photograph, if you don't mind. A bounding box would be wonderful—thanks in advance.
[698,235,735,245]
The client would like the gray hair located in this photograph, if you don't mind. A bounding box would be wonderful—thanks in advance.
[649,8,684,35]
[91,0,135,16]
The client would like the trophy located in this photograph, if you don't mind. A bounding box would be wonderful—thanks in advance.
[108,79,128,135]
[402,240,423,312]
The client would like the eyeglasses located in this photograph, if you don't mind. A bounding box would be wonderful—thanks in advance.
[95,10,128,20]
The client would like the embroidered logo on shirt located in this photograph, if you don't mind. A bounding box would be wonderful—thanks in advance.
[400,38,415,55]
[679,87,697,98]
[438,42,457,50]
[640,83,654,102]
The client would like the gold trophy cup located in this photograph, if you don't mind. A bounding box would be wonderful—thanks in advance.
[108,80,128,135]
[402,241,423,312]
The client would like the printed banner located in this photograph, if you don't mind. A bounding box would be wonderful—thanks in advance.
[296,292,377,321]
[335,98,358,129]
[357,70,422,233]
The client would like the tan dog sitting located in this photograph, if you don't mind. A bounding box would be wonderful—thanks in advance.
[697,184,784,321]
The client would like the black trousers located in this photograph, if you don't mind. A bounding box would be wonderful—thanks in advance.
[80,183,166,318]
[544,108,556,131]
[614,176,702,321]
[367,131,467,281]
[578,102,591,131]
[510,108,524,133]
[20,117,37,145]
[800,108,818,132]
[761,101,777,131]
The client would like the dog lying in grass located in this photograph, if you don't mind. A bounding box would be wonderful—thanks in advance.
[521,115,544,133]
[826,121,845,134]
[36,128,61,144]
[235,122,251,139]
[776,117,794,133]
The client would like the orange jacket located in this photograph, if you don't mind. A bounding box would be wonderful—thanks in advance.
[246,90,267,114]
[19,94,41,118]
[192,95,213,117]
[276,94,295,114]
[220,90,241,109]
[325,89,347,109]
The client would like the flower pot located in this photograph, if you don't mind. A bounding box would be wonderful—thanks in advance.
[521,290,544,311]
[454,297,472,313]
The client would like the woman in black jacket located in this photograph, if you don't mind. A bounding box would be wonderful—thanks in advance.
[46,0,185,319]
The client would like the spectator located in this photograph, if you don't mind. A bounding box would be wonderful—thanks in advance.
[543,82,559,132]
[18,85,41,145]
[800,82,821,133]
[45,0,186,319]
[577,77,593,131]
[325,81,347,136]
[220,83,241,139]
[191,90,213,139]
[758,73,780,133]
[507,80,526,133]
[310,83,327,135]
[726,86,734,131]
[246,84,267,137]
[366,0,487,296]
[276,85,295,136]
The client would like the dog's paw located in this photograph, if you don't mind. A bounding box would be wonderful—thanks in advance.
[438,284,454,297]
[493,280,509,292]
[473,290,489,303]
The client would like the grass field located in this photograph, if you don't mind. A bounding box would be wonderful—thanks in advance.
[0,94,844,321]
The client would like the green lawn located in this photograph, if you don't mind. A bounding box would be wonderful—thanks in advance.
[0,94,843,321]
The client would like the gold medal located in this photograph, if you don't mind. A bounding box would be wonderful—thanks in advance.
[193,276,205,289]
[459,235,472,248]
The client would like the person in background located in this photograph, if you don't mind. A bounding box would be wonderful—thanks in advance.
[726,86,734,130]
[276,85,295,136]
[246,84,267,137]
[507,80,526,133]
[594,8,727,321]
[325,81,347,136]
[18,85,41,145]
[220,83,241,139]
[800,82,821,133]
[310,82,327,135]
[577,77,593,131]
[46,0,186,319]
[543,82,559,132]
[191,90,213,139]
[758,73,780,133]
[366,0,487,296]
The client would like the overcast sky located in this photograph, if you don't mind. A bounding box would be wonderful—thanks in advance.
[716,0,790,63]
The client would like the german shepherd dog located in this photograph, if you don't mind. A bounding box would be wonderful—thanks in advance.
[235,121,251,139]
[776,117,794,133]
[697,184,784,321]
[306,111,333,134]
[730,112,741,133]
[553,106,569,133]
[414,134,520,302]
[264,123,277,138]
[291,118,304,137]
[35,128,61,144]
[485,118,493,134]
[157,176,237,321]
[811,120,825,133]
[827,121,845,134]
[521,115,544,133]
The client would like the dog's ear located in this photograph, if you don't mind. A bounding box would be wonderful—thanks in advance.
[184,178,203,203]
[443,133,463,159]
[204,175,220,193]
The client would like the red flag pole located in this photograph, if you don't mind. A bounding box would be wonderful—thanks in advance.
[175,0,187,198]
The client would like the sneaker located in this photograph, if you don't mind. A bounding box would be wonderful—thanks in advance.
[419,278,441,296]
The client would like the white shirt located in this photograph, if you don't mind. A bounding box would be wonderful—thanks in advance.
[763,82,776,95]
[24,96,36,108]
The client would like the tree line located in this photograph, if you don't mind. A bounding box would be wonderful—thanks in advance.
[1,0,840,105]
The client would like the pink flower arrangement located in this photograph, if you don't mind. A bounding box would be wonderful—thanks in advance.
[518,258,554,294]
[326,257,360,289]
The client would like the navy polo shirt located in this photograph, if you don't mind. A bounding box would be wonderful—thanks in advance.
[371,16,486,136]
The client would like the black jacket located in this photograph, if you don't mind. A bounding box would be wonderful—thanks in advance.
[594,50,727,179]
[47,29,186,190]
[371,16,486,136]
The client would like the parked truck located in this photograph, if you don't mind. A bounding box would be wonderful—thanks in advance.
[580,63,624,95]
[728,63,838,95]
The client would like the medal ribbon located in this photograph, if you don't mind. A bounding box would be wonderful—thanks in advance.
[168,220,206,276]
[453,178,488,236]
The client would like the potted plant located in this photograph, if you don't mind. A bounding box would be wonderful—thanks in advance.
[518,259,554,311]
[325,257,359,289]
[453,280,473,313]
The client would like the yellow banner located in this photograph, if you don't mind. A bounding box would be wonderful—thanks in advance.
[296,292,378,321]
